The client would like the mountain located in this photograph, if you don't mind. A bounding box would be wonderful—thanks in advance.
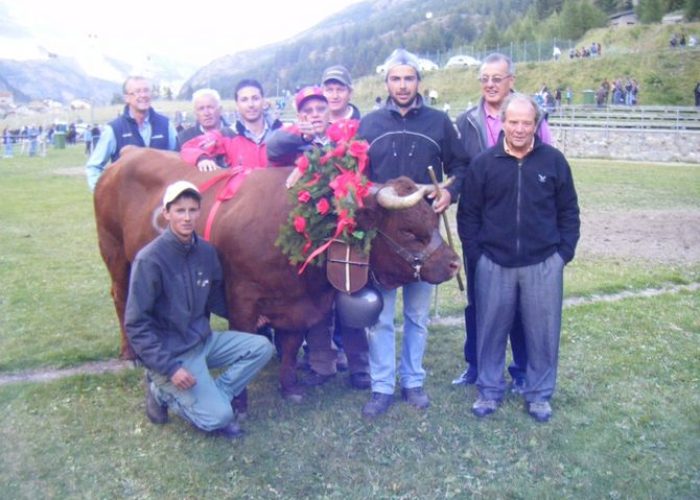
[0,13,197,105]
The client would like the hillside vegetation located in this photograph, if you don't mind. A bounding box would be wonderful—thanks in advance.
[352,22,700,110]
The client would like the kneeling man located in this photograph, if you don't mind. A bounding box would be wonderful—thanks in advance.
[125,181,274,438]
[458,93,580,422]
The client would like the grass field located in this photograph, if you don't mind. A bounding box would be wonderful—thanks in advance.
[1,146,698,498]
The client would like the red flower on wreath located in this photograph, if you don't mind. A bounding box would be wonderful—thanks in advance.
[297,190,311,203]
[328,119,359,143]
[295,154,309,174]
[293,215,307,233]
[316,198,330,215]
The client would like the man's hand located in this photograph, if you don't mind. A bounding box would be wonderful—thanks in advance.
[196,159,220,172]
[428,189,452,213]
[170,367,196,390]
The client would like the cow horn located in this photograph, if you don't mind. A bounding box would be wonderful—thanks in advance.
[376,185,431,210]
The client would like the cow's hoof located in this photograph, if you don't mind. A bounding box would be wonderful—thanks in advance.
[281,386,304,404]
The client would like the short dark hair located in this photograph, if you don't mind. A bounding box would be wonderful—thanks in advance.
[234,79,264,100]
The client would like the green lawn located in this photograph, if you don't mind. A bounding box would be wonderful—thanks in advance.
[0,146,699,498]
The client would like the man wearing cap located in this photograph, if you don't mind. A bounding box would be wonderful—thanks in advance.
[452,53,554,390]
[266,86,331,166]
[125,181,274,439]
[358,48,469,418]
[86,75,178,192]
[321,65,361,123]
[266,86,343,387]
[320,64,370,388]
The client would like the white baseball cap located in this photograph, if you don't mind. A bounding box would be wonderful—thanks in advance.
[162,180,201,209]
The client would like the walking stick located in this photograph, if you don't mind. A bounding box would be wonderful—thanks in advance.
[428,166,465,292]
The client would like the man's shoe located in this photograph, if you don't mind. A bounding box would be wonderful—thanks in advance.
[145,382,168,425]
[336,350,349,372]
[472,397,499,418]
[451,366,478,385]
[301,370,335,386]
[362,392,393,418]
[401,386,430,409]
[510,376,526,395]
[349,372,371,390]
[213,419,245,440]
[527,401,552,422]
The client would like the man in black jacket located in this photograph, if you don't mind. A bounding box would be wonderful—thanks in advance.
[453,53,553,389]
[358,48,469,418]
[125,181,274,438]
[458,93,580,422]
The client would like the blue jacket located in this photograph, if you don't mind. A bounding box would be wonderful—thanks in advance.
[125,228,228,377]
[110,105,172,162]
[457,134,580,268]
[358,94,468,201]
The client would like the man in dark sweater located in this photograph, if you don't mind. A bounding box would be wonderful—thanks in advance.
[125,181,274,438]
[458,93,580,422]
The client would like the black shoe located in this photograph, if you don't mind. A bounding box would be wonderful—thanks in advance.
[401,386,430,409]
[472,397,499,418]
[510,376,526,394]
[362,392,393,418]
[527,401,552,423]
[336,350,349,372]
[213,420,245,440]
[145,382,168,425]
[451,365,477,385]
[349,372,371,390]
[301,370,335,386]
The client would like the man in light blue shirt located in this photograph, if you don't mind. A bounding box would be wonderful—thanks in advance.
[86,75,177,192]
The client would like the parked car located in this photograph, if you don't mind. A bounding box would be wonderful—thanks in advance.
[418,58,439,72]
[445,55,482,68]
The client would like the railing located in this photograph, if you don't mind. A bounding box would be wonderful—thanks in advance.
[547,105,700,131]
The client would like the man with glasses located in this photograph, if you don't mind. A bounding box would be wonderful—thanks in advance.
[453,53,552,389]
[86,75,177,191]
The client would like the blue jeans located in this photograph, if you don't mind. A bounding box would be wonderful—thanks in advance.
[475,253,564,402]
[149,331,274,432]
[367,281,434,395]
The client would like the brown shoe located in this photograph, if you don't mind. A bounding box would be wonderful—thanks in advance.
[349,372,371,390]
[401,386,430,409]
[145,381,168,425]
[362,392,393,418]
[213,419,244,440]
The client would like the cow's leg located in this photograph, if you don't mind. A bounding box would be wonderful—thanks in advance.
[98,232,134,360]
[275,328,305,403]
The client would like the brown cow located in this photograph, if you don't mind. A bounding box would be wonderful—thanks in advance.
[94,147,460,402]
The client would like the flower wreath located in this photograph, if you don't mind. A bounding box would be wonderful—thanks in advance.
[275,119,376,273]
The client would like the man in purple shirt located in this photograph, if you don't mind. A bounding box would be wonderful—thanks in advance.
[454,53,553,389]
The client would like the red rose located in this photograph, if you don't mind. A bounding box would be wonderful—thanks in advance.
[295,154,309,174]
[294,216,307,233]
[316,198,330,215]
[297,190,311,203]
[330,143,346,158]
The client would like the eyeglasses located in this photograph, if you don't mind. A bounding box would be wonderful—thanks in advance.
[477,75,511,85]
[126,88,151,96]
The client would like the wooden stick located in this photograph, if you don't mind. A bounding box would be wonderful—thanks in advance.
[427,166,465,292]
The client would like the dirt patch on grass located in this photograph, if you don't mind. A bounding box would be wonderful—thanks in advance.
[578,209,700,264]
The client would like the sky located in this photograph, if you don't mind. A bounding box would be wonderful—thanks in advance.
[1,0,365,66]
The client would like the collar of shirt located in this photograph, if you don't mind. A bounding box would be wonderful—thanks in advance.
[483,103,502,148]
[502,136,535,159]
